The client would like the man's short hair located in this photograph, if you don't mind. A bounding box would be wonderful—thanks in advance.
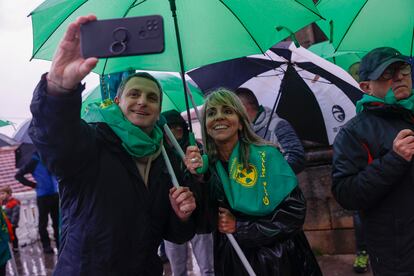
[234,87,260,110]
[116,72,163,101]
[359,47,409,81]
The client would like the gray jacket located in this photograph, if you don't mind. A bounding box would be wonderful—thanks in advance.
[253,106,305,174]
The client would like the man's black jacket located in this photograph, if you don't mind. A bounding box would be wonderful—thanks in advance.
[332,103,414,275]
[29,75,195,276]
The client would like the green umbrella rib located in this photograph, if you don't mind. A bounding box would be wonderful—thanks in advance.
[334,0,368,51]
[217,0,265,56]
[31,0,88,60]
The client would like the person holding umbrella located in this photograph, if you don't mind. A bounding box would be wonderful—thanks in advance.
[332,47,414,275]
[28,15,198,275]
[186,89,321,275]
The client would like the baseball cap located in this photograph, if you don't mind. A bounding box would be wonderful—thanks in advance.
[359,47,409,81]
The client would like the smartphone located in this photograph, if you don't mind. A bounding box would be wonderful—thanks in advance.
[80,15,164,58]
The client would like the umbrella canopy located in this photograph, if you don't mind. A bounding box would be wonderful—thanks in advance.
[316,0,414,56]
[308,41,364,71]
[0,120,12,128]
[81,72,205,117]
[13,119,37,168]
[188,42,364,145]
[0,134,16,147]
[13,119,33,144]
[30,0,322,75]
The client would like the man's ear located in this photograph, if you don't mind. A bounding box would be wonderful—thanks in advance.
[359,81,371,94]
[114,96,120,104]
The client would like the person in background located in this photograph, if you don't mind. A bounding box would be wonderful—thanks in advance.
[348,62,361,82]
[186,88,321,275]
[15,152,59,254]
[0,186,20,253]
[161,109,214,276]
[332,47,414,275]
[27,15,197,275]
[234,87,305,174]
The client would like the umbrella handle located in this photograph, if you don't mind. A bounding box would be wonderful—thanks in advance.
[161,123,208,174]
[189,132,208,174]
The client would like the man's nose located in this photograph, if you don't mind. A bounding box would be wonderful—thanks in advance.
[136,96,147,105]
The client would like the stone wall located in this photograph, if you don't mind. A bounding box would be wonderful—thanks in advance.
[299,144,355,255]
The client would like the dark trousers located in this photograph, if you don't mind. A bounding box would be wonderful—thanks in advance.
[0,263,5,276]
[12,226,18,249]
[353,211,366,252]
[37,193,60,249]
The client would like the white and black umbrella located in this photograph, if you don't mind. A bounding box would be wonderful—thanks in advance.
[13,119,36,168]
[188,42,363,145]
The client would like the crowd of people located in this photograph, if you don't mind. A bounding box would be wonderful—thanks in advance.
[1,13,412,276]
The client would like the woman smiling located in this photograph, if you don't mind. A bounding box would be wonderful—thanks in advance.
[189,89,321,276]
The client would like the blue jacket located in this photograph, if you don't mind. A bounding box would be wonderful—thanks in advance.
[15,153,59,197]
[29,75,195,276]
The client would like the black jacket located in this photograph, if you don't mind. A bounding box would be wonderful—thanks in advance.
[199,168,321,276]
[29,75,195,276]
[332,103,414,275]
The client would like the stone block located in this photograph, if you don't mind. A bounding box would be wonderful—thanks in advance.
[329,198,354,229]
[304,197,331,231]
[298,165,332,200]
[305,229,356,255]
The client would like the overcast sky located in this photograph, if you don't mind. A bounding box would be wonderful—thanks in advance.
[0,0,99,137]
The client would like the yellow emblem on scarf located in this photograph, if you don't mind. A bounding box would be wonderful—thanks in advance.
[232,163,258,187]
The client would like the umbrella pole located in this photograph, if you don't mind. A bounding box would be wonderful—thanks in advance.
[226,233,256,276]
[169,0,208,174]
[168,0,193,132]
[161,145,180,188]
[179,73,202,123]
[263,65,287,138]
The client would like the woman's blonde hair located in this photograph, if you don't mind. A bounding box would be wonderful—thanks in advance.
[201,88,271,167]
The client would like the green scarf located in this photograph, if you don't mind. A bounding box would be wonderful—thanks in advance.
[215,142,297,216]
[356,89,414,114]
[83,102,163,158]
[0,211,10,266]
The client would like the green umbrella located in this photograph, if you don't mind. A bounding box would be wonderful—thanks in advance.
[0,120,12,128]
[30,0,322,133]
[81,72,204,117]
[30,0,322,74]
[316,0,414,56]
[308,41,365,71]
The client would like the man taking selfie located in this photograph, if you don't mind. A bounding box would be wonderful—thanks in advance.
[29,15,198,275]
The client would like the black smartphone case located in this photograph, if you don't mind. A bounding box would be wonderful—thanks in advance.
[80,15,164,58]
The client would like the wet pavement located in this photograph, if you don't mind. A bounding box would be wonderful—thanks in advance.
[7,242,373,276]
[162,254,373,276]
[6,242,57,276]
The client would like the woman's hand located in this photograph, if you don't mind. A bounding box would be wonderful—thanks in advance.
[218,207,236,234]
[184,145,203,174]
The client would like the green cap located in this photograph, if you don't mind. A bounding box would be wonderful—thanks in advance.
[359,47,408,81]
